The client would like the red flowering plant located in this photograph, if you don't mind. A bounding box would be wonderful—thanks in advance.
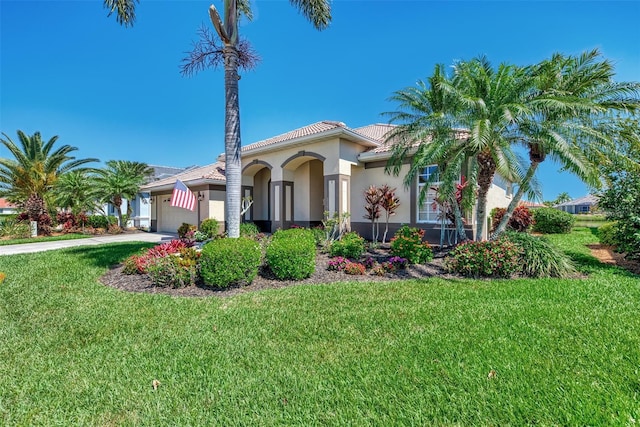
[491,205,534,233]
[444,240,522,278]
[390,225,433,264]
[122,239,191,275]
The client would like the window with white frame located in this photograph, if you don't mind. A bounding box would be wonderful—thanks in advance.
[417,165,441,223]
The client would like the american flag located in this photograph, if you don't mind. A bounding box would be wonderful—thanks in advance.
[170,179,197,211]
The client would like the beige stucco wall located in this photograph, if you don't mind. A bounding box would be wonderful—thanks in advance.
[350,163,412,224]
[207,190,226,223]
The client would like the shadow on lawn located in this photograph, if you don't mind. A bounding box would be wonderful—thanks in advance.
[63,242,155,268]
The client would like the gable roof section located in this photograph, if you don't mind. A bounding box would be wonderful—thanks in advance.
[352,123,396,143]
[142,161,226,191]
[242,120,381,155]
[147,165,199,183]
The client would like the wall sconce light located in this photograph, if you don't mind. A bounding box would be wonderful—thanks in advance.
[197,192,205,201]
[163,198,171,203]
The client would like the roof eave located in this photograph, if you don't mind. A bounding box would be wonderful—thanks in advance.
[142,177,226,193]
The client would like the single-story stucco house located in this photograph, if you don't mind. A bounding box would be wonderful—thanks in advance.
[555,194,599,214]
[142,121,514,242]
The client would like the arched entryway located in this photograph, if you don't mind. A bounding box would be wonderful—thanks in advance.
[242,160,272,232]
[281,152,325,228]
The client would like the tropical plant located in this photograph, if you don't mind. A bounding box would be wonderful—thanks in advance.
[444,239,521,278]
[178,0,331,238]
[490,205,533,233]
[329,231,366,260]
[94,160,153,228]
[363,185,382,243]
[532,207,575,234]
[492,50,640,237]
[199,218,220,238]
[501,231,576,278]
[385,59,529,241]
[54,170,102,217]
[379,185,400,244]
[389,225,433,264]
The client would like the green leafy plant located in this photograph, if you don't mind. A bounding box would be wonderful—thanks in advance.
[177,222,197,238]
[146,255,198,288]
[86,215,117,230]
[501,231,575,278]
[390,225,433,264]
[532,208,575,234]
[597,222,619,247]
[199,218,219,238]
[240,222,260,237]
[194,230,209,242]
[444,239,522,278]
[0,217,30,239]
[330,231,365,259]
[200,237,261,288]
[266,228,316,280]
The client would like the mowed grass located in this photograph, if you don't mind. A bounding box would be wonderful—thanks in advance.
[0,232,92,246]
[1,230,639,425]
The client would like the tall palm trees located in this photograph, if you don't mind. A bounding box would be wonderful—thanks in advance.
[386,51,640,241]
[108,1,332,237]
[0,130,98,207]
[386,59,529,241]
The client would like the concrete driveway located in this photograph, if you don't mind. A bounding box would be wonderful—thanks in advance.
[0,232,178,256]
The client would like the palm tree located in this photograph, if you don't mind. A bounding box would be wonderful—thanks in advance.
[107,1,331,238]
[0,130,98,209]
[94,160,153,227]
[386,59,530,241]
[491,50,640,237]
[554,192,572,205]
[54,170,102,216]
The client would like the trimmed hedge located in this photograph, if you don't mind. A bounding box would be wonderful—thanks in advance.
[200,237,261,288]
[444,239,521,278]
[598,222,618,247]
[199,218,219,238]
[532,208,575,234]
[266,228,316,280]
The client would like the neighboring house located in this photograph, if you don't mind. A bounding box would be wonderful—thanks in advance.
[0,198,18,215]
[142,121,514,242]
[104,165,199,228]
[555,194,599,214]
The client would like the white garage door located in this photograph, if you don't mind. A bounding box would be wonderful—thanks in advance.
[159,203,198,233]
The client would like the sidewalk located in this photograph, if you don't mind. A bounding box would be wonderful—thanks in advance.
[0,231,177,256]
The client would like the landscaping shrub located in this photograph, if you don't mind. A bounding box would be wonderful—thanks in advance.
[266,228,316,280]
[240,222,260,238]
[501,231,576,278]
[56,212,89,231]
[0,217,30,239]
[532,208,575,234]
[444,240,521,278]
[390,225,433,264]
[200,237,261,288]
[344,261,366,275]
[146,254,198,288]
[177,222,197,238]
[86,215,116,230]
[330,231,366,259]
[198,218,219,238]
[598,222,619,247]
[194,230,209,242]
[490,206,534,232]
[122,239,190,275]
[327,256,349,272]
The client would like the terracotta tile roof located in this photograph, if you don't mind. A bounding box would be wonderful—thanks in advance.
[519,200,546,208]
[142,161,226,190]
[364,128,471,155]
[352,123,396,143]
[242,121,349,152]
[0,198,16,209]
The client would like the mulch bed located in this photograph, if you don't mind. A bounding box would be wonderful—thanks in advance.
[99,242,640,299]
[99,246,455,298]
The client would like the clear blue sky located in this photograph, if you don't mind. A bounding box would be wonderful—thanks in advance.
[1,0,639,201]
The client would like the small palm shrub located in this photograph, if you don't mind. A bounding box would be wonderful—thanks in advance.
[199,218,219,238]
[240,222,261,238]
[177,222,197,238]
[266,228,316,280]
[501,231,575,278]
[532,208,575,234]
[444,240,521,278]
[598,222,618,247]
[330,232,366,259]
[200,237,261,288]
[390,225,433,264]
[491,206,534,232]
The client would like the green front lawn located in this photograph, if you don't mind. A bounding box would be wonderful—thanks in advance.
[0,232,92,246]
[1,229,638,425]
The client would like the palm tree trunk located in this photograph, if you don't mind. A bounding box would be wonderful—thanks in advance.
[475,150,497,241]
[224,44,241,238]
[453,200,468,242]
[491,161,539,239]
